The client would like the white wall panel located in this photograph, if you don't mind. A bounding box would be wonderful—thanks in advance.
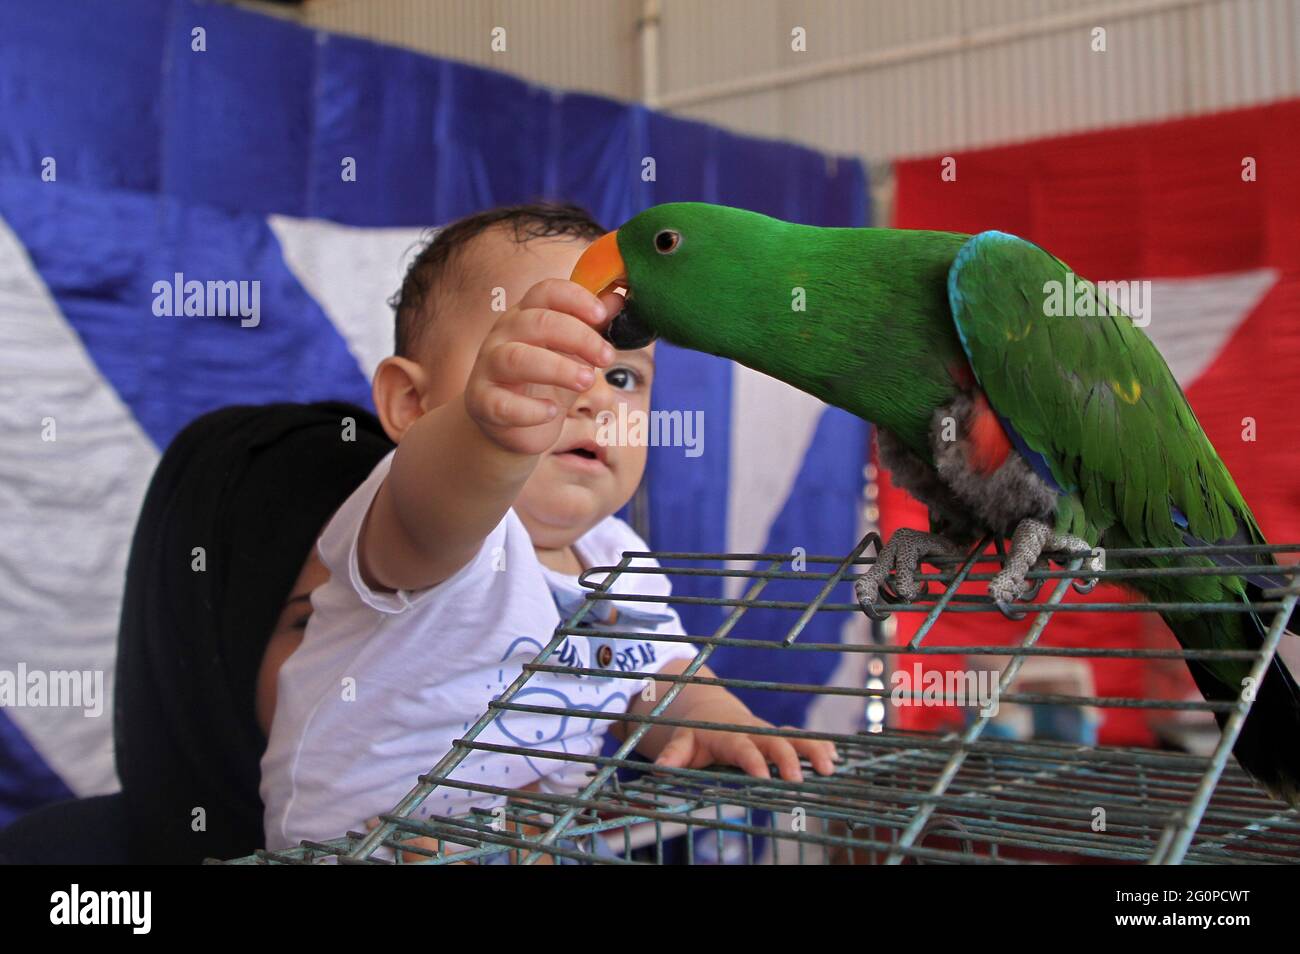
[246,0,1300,171]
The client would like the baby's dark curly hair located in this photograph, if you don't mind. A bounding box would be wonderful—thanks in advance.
[389,202,607,358]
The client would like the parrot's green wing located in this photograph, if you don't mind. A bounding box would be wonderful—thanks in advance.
[947,233,1300,805]
[946,231,1256,557]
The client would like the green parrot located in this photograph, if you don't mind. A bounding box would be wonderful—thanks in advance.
[570,201,1300,806]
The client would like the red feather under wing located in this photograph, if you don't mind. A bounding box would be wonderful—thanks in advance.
[966,388,1014,476]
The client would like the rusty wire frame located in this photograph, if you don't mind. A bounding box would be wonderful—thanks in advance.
[218,535,1300,866]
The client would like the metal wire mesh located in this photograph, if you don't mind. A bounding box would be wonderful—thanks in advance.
[218,534,1300,865]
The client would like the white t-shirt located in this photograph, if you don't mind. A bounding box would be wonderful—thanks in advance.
[260,450,695,850]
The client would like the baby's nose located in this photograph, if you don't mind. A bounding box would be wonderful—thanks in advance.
[571,373,619,417]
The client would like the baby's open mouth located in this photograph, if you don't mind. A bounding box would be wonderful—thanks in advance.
[554,439,608,467]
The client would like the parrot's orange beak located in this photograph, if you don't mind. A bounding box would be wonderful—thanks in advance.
[571,229,657,350]
[570,230,626,297]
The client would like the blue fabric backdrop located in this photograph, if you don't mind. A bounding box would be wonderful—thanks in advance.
[0,0,869,824]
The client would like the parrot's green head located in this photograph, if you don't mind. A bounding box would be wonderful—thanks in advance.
[571,202,802,357]
[572,201,971,448]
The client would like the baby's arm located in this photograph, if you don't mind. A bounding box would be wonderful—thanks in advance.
[360,280,616,592]
[620,659,838,783]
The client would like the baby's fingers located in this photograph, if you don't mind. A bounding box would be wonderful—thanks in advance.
[790,736,839,776]
[754,733,804,783]
[488,340,596,393]
[514,308,614,370]
[711,732,771,780]
[654,728,698,770]
[472,385,561,429]
[518,277,608,330]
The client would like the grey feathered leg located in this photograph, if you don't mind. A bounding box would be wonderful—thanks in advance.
[989,518,1103,618]
[855,528,961,620]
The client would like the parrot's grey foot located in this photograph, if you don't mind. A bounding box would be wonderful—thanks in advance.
[855,528,961,621]
[1016,558,1048,602]
[989,518,1102,619]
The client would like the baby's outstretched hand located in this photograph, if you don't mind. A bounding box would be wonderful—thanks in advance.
[653,697,838,783]
[464,278,618,456]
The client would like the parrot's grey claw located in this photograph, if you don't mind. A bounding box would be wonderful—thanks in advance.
[859,597,892,621]
[855,576,901,620]
[1016,570,1044,602]
[1014,583,1040,602]
[854,528,958,623]
[988,574,1034,608]
[1069,547,1105,593]
[994,598,1028,622]
[990,519,1101,614]
[882,577,929,602]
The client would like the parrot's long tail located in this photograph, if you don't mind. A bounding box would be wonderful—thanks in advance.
[1183,643,1300,807]
[1161,569,1300,807]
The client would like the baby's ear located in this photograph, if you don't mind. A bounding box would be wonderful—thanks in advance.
[372,356,428,443]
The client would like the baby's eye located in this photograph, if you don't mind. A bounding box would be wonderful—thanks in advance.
[605,366,642,391]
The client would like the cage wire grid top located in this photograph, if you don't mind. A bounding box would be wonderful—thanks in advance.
[220,533,1300,866]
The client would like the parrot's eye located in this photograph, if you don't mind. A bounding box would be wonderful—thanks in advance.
[654,229,681,255]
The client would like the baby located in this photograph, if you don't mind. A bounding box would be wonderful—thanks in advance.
[260,203,835,851]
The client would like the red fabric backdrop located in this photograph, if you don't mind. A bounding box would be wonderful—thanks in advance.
[887,99,1300,744]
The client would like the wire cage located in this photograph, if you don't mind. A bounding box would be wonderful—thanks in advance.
[219,533,1300,865]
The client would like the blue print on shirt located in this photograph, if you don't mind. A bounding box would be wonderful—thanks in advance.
[497,686,631,779]
[493,633,634,779]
